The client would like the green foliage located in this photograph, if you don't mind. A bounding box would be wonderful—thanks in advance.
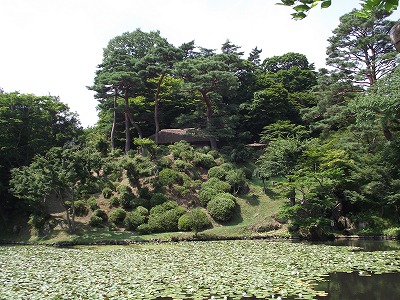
[158,168,180,187]
[147,201,187,233]
[109,196,120,208]
[198,187,219,207]
[383,227,400,238]
[150,193,169,207]
[124,209,147,231]
[28,213,50,232]
[116,184,134,209]
[93,209,108,221]
[87,196,98,211]
[226,169,247,194]
[193,153,216,169]
[136,223,152,234]
[102,187,113,199]
[207,193,236,222]
[109,208,127,225]
[168,141,194,160]
[208,166,228,181]
[89,216,104,227]
[74,200,89,217]
[178,208,211,233]
[201,177,231,193]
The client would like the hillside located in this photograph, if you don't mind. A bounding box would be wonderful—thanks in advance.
[1,143,288,245]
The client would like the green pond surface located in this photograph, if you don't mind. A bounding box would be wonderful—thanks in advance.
[0,239,399,300]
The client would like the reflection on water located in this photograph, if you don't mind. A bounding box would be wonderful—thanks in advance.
[315,272,400,300]
[314,239,400,251]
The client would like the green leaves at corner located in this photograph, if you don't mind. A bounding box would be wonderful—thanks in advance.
[358,0,399,18]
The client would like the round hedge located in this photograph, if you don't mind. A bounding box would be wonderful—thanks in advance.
[207,193,236,222]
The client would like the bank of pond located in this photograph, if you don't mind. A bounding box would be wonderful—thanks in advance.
[0,239,399,299]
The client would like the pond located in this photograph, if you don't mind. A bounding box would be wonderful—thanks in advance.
[0,239,399,299]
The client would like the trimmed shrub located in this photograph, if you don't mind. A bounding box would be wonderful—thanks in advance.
[207,193,236,222]
[208,150,220,159]
[74,200,88,217]
[168,141,194,160]
[208,166,228,181]
[178,208,211,233]
[148,207,186,233]
[159,155,173,168]
[109,196,120,208]
[194,153,216,169]
[177,214,191,231]
[89,215,104,227]
[93,209,108,221]
[109,208,127,225]
[137,223,152,235]
[158,168,180,187]
[201,177,231,193]
[198,187,219,207]
[136,206,149,216]
[87,196,98,211]
[174,159,192,171]
[102,187,113,199]
[150,193,169,207]
[130,198,147,209]
[124,210,147,231]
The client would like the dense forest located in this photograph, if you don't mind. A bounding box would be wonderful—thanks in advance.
[1,8,400,240]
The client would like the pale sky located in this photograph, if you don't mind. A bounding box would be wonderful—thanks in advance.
[1,0,399,127]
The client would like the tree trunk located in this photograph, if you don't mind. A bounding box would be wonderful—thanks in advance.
[154,73,165,145]
[110,88,118,151]
[124,91,132,153]
[200,90,217,150]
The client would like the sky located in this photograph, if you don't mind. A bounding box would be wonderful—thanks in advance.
[1,0,399,128]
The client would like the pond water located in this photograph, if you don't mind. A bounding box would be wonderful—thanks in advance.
[0,239,399,299]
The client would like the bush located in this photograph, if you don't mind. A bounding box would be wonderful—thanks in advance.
[248,221,282,233]
[159,156,173,168]
[178,208,211,233]
[124,210,147,231]
[198,187,219,207]
[138,187,151,200]
[109,208,127,225]
[208,150,220,159]
[102,187,113,199]
[174,159,192,171]
[149,193,168,207]
[136,206,149,216]
[130,197,147,209]
[383,227,400,238]
[74,200,89,217]
[226,169,247,194]
[93,209,108,221]
[168,141,194,160]
[87,196,98,211]
[201,177,231,193]
[89,216,104,227]
[109,196,120,208]
[148,207,186,233]
[158,168,180,187]
[194,153,216,169]
[137,223,153,235]
[208,166,228,181]
[207,193,236,222]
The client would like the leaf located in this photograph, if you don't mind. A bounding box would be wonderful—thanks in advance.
[293,4,311,12]
[321,0,331,8]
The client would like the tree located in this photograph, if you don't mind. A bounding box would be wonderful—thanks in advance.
[0,92,81,228]
[92,29,163,152]
[10,146,103,233]
[279,0,398,19]
[326,9,398,86]
[175,53,239,149]
[140,38,184,144]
